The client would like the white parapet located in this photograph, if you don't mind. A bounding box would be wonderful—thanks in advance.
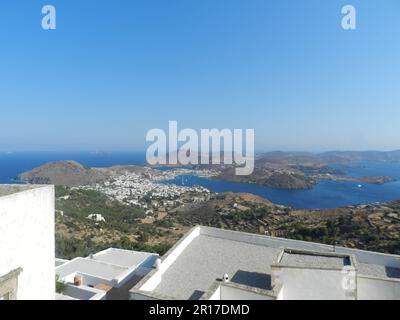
[0,185,55,300]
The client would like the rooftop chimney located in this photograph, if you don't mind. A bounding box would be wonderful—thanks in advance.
[74,275,82,286]
[154,258,161,270]
[222,273,229,283]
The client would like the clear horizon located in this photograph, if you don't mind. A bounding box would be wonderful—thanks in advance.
[2,148,400,154]
[1,0,400,151]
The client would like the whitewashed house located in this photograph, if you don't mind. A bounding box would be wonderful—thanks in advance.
[0,185,55,300]
[87,213,106,223]
[56,248,159,300]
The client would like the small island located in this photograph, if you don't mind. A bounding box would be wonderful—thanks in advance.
[315,174,394,185]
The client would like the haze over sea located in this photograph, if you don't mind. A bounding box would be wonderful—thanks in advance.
[2,151,400,209]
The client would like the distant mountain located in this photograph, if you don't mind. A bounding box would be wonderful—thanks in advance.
[17,150,400,189]
[319,150,400,163]
[17,160,150,187]
[257,150,400,164]
[17,160,110,187]
[213,150,400,189]
[215,167,315,190]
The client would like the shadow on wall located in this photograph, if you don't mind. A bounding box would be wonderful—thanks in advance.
[231,270,271,290]
[386,266,400,279]
[188,290,205,300]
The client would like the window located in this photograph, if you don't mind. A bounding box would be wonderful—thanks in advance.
[0,268,22,300]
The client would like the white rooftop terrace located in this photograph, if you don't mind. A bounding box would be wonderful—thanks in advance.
[56,248,159,300]
[278,248,353,269]
[131,226,400,300]
[56,248,159,288]
[92,248,157,269]
[56,258,129,282]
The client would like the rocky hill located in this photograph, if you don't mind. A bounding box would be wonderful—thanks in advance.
[17,160,151,187]
[215,167,315,189]
[17,160,110,187]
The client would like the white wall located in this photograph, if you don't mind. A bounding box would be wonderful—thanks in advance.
[219,285,275,300]
[274,267,354,300]
[81,273,111,287]
[276,286,284,300]
[358,276,400,300]
[65,284,106,300]
[207,283,275,300]
[0,186,55,300]
[208,286,221,300]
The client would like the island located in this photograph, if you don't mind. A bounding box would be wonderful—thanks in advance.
[15,158,400,259]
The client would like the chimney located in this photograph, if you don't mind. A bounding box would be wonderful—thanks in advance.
[74,275,82,286]
[154,258,161,270]
[222,273,229,283]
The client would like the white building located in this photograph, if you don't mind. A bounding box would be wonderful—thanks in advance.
[131,226,400,300]
[56,248,159,300]
[0,185,55,300]
[87,213,106,222]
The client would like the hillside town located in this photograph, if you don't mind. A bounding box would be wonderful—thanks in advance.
[74,168,214,211]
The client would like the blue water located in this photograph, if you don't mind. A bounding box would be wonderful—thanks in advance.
[0,151,145,184]
[163,161,400,209]
[2,152,400,209]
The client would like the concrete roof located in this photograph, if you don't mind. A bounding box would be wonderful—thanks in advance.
[279,250,352,269]
[56,249,159,291]
[55,258,69,267]
[56,258,128,280]
[358,263,400,279]
[55,293,77,300]
[92,248,157,269]
[153,234,275,299]
[133,226,400,300]
[0,184,45,197]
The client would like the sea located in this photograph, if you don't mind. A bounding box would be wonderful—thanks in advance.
[2,151,400,209]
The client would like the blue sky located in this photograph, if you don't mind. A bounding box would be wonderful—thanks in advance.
[0,0,399,151]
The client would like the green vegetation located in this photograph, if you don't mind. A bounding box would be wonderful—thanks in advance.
[56,234,172,259]
[57,188,145,220]
[55,186,180,259]
[56,188,145,233]
[55,186,400,259]
[55,274,68,294]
